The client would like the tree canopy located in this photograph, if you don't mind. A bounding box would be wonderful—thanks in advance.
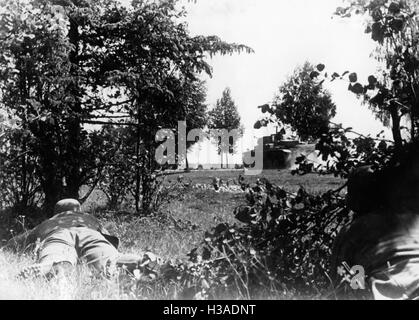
[0,0,253,214]
[329,0,419,149]
[255,62,336,142]
[292,0,419,178]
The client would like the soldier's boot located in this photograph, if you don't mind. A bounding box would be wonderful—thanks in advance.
[17,261,74,280]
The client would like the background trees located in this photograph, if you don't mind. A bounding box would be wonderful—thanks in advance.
[0,0,253,215]
[0,113,40,212]
[208,87,243,168]
[254,62,336,142]
[0,0,125,215]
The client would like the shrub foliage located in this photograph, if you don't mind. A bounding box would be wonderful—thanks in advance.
[161,177,350,299]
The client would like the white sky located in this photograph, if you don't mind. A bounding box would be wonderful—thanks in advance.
[121,0,393,165]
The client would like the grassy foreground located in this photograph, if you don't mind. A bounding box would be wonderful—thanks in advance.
[0,170,343,300]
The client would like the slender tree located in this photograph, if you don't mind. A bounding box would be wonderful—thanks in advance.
[209,88,242,168]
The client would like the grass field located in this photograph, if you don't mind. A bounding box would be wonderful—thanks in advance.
[0,169,344,300]
[167,169,343,194]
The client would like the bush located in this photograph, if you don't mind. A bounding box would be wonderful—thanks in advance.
[171,177,350,299]
[0,207,44,244]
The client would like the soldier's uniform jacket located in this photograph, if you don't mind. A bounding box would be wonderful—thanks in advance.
[5,211,119,253]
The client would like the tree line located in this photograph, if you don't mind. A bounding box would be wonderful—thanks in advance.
[0,0,248,216]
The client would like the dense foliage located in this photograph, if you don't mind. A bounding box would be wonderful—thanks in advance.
[0,0,253,215]
[323,0,419,150]
[254,62,336,142]
[147,177,349,299]
[1,0,419,301]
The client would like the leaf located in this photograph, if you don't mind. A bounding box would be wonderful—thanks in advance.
[349,72,358,83]
[388,2,401,15]
[214,223,228,234]
[260,119,268,127]
[368,75,377,85]
[372,9,382,22]
[369,92,385,105]
[316,64,325,72]
[254,121,262,130]
[258,104,270,114]
[371,22,385,43]
[389,18,404,32]
[348,83,364,95]
[310,71,320,79]
[335,7,345,15]
[331,72,340,80]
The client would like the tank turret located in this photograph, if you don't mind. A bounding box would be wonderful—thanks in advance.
[243,134,301,169]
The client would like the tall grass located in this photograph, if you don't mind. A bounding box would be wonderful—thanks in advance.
[0,170,344,300]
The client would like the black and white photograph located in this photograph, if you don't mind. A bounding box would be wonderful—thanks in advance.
[0,0,419,302]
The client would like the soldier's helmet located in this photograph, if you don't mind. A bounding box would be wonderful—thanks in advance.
[54,199,81,215]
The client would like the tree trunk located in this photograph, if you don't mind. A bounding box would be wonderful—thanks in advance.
[220,151,223,169]
[38,128,62,218]
[65,118,82,201]
[135,116,141,214]
[185,153,189,170]
[226,152,229,169]
[389,104,403,152]
[43,176,61,218]
[411,94,419,142]
[21,136,28,207]
[64,18,82,202]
